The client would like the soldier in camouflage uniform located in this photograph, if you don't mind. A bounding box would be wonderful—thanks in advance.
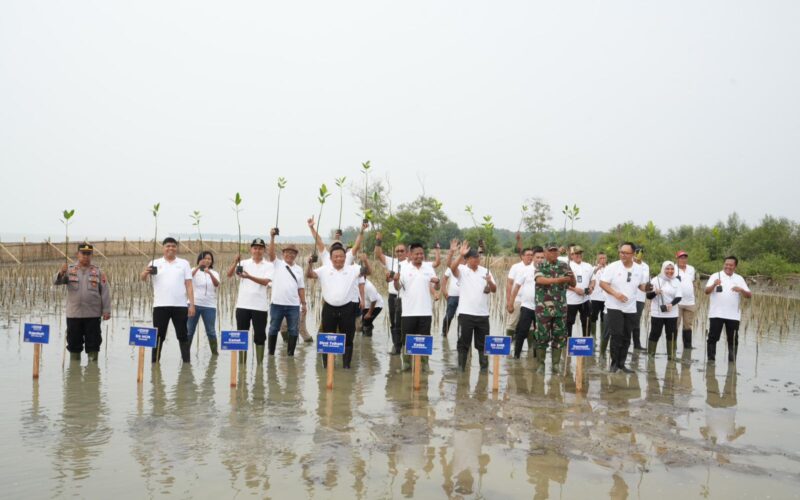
[533,242,576,372]
[54,243,111,362]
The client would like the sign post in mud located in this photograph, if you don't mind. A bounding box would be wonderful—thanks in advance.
[405,335,433,391]
[24,323,49,379]
[317,333,346,390]
[129,326,157,383]
[484,336,511,392]
[568,337,594,391]
[221,331,249,387]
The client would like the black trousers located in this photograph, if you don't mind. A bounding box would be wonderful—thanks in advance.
[457,314,490,354]
[708,317,740,362]
[513,306,536,358]
[361,307,383,328]
[389,295,403,352]
[567,302,590,337]
[401,315,432,337]
[152,306,188,362]
[649,317,678,343]
[236,308,268,345]
[607,309,637,367]
[320,302,358,368]
[631,301,645,347]
[66,317,102,353]
[590,300,605,322]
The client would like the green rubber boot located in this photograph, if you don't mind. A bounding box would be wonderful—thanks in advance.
[402,354,412,372]
[256,344,265,365]
[599,335,609,357]
[506,329,515,337]
[70,352,81,361]
[208,338,219,356]
[666,339,676,361]
[88,352,98,362]
[589,321,597,338]
[551,348,562,373]
[535,348,547,373]
[239,350,247,365]
[648,340,658,358]
[528,332,536,357]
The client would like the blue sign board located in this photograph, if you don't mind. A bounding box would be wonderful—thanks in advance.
[568,337,594,357]
[317,333,346,355]
[484,336,511,356]
[23,323,50,344]
[405,335,434,356]
[129,326,158,348]
[221,331,249,351]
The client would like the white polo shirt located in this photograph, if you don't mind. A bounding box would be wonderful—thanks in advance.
[269,258,305,307]
[386,257,434,296]
[706,271,750,321]
[601,260,647,314]
[514,265,537,311]
[444,267,460,297]
[191,268,219,308]
[315,263,361,307]
[235,258,273,312]
[676,264,696,306]
[150,257,192,308]
[455,264,494,317]
[649,276,682,319]
[362,278,384,309]
[398,263,437,316]
[589,265,606,301]
[636,262,650,302]
[567,261,594,305]
[507,261,530,304]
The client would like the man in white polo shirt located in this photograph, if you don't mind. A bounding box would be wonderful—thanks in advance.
[675,250,697,351]
[360,276,384,337]
[227,238,273,365]
[505,241,535,338]
[450,239,496,372]
[306,245,364,369]
[508,246,545,359]
[599,242,650,374]
[140,237,195,364]
[704,256,752,363]
[632,246,650,351]
[394,242,440,371]
[267,230,306,357]
[566,246,594,338]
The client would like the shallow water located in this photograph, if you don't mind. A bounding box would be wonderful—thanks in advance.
[2,308,800,499]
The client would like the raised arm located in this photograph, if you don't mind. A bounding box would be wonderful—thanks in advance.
[373,231,389,266]
[431,243,441,268]
[449,239,466,278]
[55,263,69,285]
[351,221,369,256]
[305,256,318,280]
[226,255,241,278]
[359,253,372,276]
[308,216,326,254]
[267,228,277,262]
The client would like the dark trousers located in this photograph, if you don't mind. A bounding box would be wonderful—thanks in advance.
[457,314,490,354]
[708,317,740,362]
[649,317,678,343]
[153,306,189,362]
[567,302,590,337]
[401,315,432,337]
[590,300,605,322]
[513,306,536,358]
[607,308,637,367]
[361,307,383,328]
[632,301,645,347]
[236,308,268,345]
[66,317,102,353]
[320,302,358,368]
[388,295,403,353]
[442,296,459,335]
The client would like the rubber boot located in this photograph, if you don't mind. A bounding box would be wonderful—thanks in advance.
[600,335,609,358]
[551,348,562,373]
[647,340,657,358]
[589,321,597,338]
[535,348,547,373]
[88,352,98,362]
[402,354,412,372]
[421,356,430,373]
[287,336,298,356]
[528,332,536,357]
[256,344,265,364]
[268,335,278,356]
[682,329,693,350]
[238,350,247,365]
[666,339,676,361]
[391,330,402,355]
[280,330,288,344]
[617,344,634,373]
[506,329,515,338]
[208,337,219,356]
[70,352,81,361]
[458,350,468,372]
[478,351,489,372]
[179,341,191,363]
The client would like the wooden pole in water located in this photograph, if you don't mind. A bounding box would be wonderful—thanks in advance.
[137,346,145,383]
[326,353,334,389]
[492,355,500,392]
[413,355,421,391]
[33,344,41,379]
[230,351,238,387]
[576,356,584,392]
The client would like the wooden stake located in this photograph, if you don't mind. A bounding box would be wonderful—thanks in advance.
[413,355,421,391]
[230,351,238,387]
[33,344,41,379]
[326,353,334,390]
[576,356,584,392]
[137,347,145,383]
[0,241,21,264]
[492,355,500,392]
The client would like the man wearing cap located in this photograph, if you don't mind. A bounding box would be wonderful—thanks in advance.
[227,238,273,364]
[632,246,650,351]
[533,242,575,373]
[267,229,306,357]
[566,246,594,338]
[140,237,195,363]
[55,243,112,362]
[675,250,697,350]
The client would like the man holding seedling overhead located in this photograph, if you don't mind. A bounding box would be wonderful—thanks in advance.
[54,243,111,362]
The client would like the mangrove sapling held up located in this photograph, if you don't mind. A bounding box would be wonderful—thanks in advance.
[60,209,75,263]
[481,215,495,293]
[231,193,244,274]
[150,203,160,275]
[361,161,371,224]
[190,210,203,252]
[335,176,346,236]
[311,184,331,263]
[274,177,287,235]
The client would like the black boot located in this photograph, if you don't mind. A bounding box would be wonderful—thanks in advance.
[682,329,693,350]
[268,334,278,356]
[727,329,739,364]
[513,334,525,359]
[179,341,191,363]
[391,329,402,355]
[707,331,716,362]
[152,337,164,363]
[617,344,634,373]
[478,351,489,372]
[208,337,219,356]
[288,336,298,356]
[343,347,353,369]
[458,350,468,372]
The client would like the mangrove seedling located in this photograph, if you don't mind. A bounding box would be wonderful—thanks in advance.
[481,215,495,293]
[232,193,244,274]
[274,177,287,235]
[150,203,160,274]
[60,209,75,263]
[311,183,331,262]
[562,204,580,235]
[361,161,371,224]
[190,210,203,251]
[335,176,346,234]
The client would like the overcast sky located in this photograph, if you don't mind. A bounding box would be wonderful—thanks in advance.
[2,1,798,241]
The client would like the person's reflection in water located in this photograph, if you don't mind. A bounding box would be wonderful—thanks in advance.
[610,472,629,499]
[701,363,745,444]
[526,374,569,500]
[52,362,111,497]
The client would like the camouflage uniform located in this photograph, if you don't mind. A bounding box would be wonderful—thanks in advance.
[534,260,571,350]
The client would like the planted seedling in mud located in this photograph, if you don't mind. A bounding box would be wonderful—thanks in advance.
[190,210,203,252]
[274,177,287,235]
[150,203,160,275]
[60,209,75,263]
[335,176,346,238]
[231,193,244,274]
[361,161,371,224]
[310,184,331,263]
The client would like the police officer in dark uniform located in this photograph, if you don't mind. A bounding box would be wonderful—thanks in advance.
[54,243,111,361]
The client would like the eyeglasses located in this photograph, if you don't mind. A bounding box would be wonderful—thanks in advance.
[620,251,633,255]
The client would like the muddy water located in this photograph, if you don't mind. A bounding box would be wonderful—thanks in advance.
[2,308,800,499]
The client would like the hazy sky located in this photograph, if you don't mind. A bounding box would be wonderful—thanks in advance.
[2,1,798,241]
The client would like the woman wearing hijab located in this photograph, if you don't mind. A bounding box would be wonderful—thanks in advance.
[646,261,683,360]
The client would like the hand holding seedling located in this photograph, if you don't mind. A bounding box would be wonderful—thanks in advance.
[307,217,315,229]
[459,240,470,257]
[270,228,278,238]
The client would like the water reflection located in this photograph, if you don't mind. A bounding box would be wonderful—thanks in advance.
[701,363,745,444]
